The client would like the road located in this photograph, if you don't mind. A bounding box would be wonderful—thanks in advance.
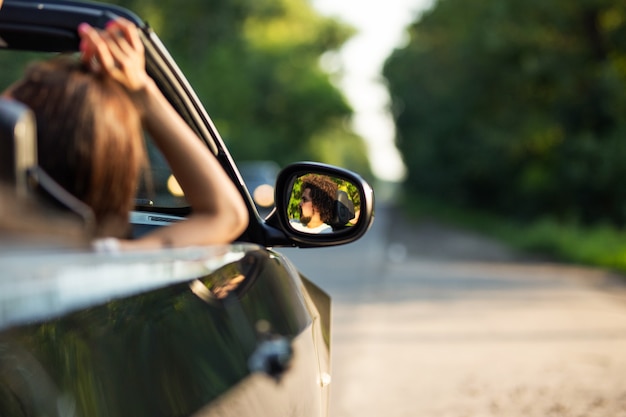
[279,200,626,417]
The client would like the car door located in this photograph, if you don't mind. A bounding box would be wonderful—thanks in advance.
[0,244,330,417]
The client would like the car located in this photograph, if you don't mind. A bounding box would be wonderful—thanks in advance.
[238,160,281,218]
[0,1,375,416]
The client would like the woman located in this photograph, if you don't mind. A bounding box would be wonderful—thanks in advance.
[4,19,248,251]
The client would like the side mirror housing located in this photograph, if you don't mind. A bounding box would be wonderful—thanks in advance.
[266,162,374,248]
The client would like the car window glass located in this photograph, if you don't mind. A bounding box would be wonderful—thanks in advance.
[135,132,189,209]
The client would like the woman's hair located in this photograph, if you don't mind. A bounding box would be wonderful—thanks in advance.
[7,55,145,236]
[301,174,337,224]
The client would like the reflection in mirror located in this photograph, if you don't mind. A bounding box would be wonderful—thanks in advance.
[287,173,360,234]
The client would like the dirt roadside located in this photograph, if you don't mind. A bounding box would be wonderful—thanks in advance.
[329,204,626,417]
[383,203,626,290]
[385,205,541,262]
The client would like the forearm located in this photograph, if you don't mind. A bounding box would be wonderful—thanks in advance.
[78,18,248,249]
[132,80,249,247]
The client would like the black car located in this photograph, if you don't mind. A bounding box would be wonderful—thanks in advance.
[0,1,374,416]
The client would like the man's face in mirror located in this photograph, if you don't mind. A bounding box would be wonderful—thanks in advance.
[291,174,337,234]
[299,187,315,226]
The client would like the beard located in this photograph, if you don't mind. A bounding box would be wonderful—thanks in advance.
[299,207,312,226]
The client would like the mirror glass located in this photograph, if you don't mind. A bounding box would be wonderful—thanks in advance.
[287,173,360,234]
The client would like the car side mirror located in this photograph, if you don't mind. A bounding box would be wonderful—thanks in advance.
[267,162,374,247]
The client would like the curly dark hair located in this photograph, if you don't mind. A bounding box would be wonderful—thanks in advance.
[301,174,337,223]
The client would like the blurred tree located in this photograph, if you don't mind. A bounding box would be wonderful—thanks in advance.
[384,0,626,225]
[0,0,372,177]
[102,0,372,176]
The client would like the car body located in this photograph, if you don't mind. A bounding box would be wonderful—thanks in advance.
[0,1,374,416]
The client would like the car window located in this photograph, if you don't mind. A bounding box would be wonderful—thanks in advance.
[136,132,189,209]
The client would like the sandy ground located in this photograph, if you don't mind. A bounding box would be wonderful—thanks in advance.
[326,207,626,417]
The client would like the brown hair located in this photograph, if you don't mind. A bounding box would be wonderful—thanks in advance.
[7,55,145,236]
[301,174,337,224]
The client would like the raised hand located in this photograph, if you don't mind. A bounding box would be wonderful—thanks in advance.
[78,18,148,92]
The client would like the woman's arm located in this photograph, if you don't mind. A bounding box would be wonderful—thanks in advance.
[79,19,248,250]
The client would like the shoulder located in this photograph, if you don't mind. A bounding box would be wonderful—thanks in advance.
[317,224,333,234]
[289,219,307,232]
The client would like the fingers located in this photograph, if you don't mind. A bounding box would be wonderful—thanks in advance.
[106,18,143,55]
[78,23,99,69]
[78,22,117,75]
[77,19,147,91]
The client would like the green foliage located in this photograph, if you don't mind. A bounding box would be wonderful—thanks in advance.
[0,51,56,90]
[384,0,626,226]
[101,0,370,175]
[403,193,626,273]
[0,0,372,176]
[308,122,372,180]
[288,177,302,219]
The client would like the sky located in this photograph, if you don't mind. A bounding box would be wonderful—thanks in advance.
[311,0,433,182]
